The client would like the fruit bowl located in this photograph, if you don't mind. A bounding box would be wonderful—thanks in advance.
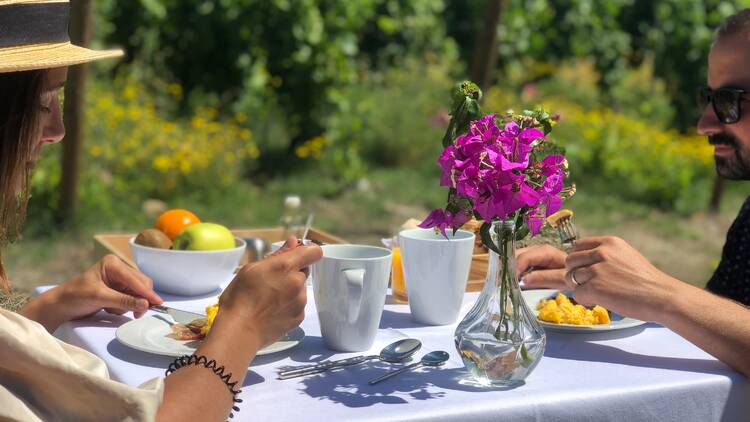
[129,237,246,296]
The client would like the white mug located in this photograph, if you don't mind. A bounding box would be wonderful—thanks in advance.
[399,228,475,325]
[312,244,392,352]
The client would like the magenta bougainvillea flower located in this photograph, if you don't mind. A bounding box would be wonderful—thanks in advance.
[422,112,569,237]
[418,208,471,237]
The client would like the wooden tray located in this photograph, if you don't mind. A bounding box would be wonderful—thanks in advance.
[95,227,488,292]
[467,253,489,292]
[94,227,347,268]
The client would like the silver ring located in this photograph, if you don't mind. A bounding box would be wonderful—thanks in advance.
[570,268,582,286]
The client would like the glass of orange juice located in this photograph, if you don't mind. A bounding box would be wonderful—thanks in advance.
[391,246,408,303]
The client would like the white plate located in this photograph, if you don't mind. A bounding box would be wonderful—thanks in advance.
[116,314,305,357]
[521,289,647,333]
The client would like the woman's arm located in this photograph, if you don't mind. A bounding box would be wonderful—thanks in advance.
[156,238,321,421]
[19,254,162,332]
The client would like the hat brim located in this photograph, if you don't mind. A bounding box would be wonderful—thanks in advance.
[0,42,123,73]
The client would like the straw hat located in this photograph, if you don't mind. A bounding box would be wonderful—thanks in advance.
[0,0,123,73]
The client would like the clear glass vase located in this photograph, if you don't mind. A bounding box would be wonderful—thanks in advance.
[454,220,546,387]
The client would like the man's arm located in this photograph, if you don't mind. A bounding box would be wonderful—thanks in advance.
[659,282,750,377]
[565,236,750,377]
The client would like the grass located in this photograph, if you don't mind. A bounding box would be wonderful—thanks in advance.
[5,166,748,295]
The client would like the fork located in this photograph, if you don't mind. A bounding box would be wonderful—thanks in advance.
[555,215,579,248]
[547,209,578,248]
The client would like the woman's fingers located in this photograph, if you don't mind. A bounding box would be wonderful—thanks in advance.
[99,289,150,316]
[100,255,162,305]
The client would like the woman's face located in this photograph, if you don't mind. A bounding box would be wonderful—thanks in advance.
[33,67,67,167]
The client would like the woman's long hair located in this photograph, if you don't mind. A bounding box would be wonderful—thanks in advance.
[0,70,44,293]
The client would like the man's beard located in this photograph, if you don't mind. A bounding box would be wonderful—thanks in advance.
[709,133,750,180]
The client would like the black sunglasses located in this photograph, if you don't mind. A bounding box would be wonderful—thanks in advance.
[697,86,746,124]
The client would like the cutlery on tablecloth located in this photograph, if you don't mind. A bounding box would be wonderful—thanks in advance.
[149,305,205,324]
[368,350,449,385]
[278,338,422,379]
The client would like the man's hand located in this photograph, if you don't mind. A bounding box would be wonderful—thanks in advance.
[564,236,679,322]
[21,254,163,332]
[516,244,567,290]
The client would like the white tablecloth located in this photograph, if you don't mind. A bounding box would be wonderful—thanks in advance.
[38,286,749,422]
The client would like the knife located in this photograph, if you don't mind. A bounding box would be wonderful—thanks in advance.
[277,355,370,379]
[149,304,206,324]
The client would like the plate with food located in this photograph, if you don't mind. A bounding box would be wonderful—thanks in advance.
[116,303,305,357]
[521,289,646,333]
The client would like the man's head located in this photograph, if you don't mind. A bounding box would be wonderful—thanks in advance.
[698,9,750,180]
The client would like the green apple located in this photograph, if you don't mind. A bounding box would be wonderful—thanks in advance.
[172,223,236,251]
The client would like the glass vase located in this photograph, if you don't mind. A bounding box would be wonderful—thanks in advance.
[454,219,546,387]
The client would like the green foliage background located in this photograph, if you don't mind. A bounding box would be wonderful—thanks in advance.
[26,0,750,234]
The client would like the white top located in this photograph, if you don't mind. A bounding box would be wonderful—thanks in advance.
[0,309,163,421]
[40,287,750,422]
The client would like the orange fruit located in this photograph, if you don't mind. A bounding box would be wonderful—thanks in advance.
[155,209,201,240]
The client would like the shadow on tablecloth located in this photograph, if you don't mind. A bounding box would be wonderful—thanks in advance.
[105,339,267,388]
[291,357,504,408]
[543,327,733,376]
[378,309,433,330]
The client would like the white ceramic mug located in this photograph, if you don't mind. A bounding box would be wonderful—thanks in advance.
[399,228,475,325]
[312,244,392,352]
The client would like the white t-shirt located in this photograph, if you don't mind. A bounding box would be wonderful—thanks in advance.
[0,309,163,421]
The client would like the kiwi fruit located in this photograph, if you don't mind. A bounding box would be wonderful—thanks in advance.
[135,228,172,249]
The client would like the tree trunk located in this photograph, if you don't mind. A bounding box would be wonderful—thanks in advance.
[708,175,726,213]
[57,0,93,224]
[470,0,505,91]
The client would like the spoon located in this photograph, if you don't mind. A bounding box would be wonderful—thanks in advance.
[368,350,449,385]
[243,237,268,262]
[277,338,422,380]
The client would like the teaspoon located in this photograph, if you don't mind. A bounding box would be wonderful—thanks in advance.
[278,338,422,379]
[368,350,449,385]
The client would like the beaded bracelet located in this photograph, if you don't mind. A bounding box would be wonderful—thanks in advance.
[165,354,243,419]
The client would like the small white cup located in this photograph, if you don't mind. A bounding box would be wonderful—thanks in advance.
[312,244,392,352]
[399,228,475,325]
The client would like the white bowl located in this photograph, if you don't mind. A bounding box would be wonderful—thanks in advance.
[129,237,246,296]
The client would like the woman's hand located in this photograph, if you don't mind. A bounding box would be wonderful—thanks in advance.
[158,238,322,422]
[515,244,567,290]
[20,254,163,332]
[212,237,322,349]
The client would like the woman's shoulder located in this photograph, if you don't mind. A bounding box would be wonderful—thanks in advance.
[0,307,49,338]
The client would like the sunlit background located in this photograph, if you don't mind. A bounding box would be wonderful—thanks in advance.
[8,0,750,293]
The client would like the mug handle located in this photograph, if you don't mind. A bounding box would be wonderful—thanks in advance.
[342,268,365,323]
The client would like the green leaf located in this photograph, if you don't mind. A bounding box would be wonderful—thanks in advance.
[480,221,501,255]
[542,121,553,135]
[514,225,530,241]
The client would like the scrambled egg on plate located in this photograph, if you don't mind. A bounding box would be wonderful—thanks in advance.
[201,303,219,335]
[536,293,610,325]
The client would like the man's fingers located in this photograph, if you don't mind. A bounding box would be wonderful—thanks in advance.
[101,255,163,305]
[565,248,606,270]
[522,268,567,290]
[571,237,608,252]
[516,245,565,275]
